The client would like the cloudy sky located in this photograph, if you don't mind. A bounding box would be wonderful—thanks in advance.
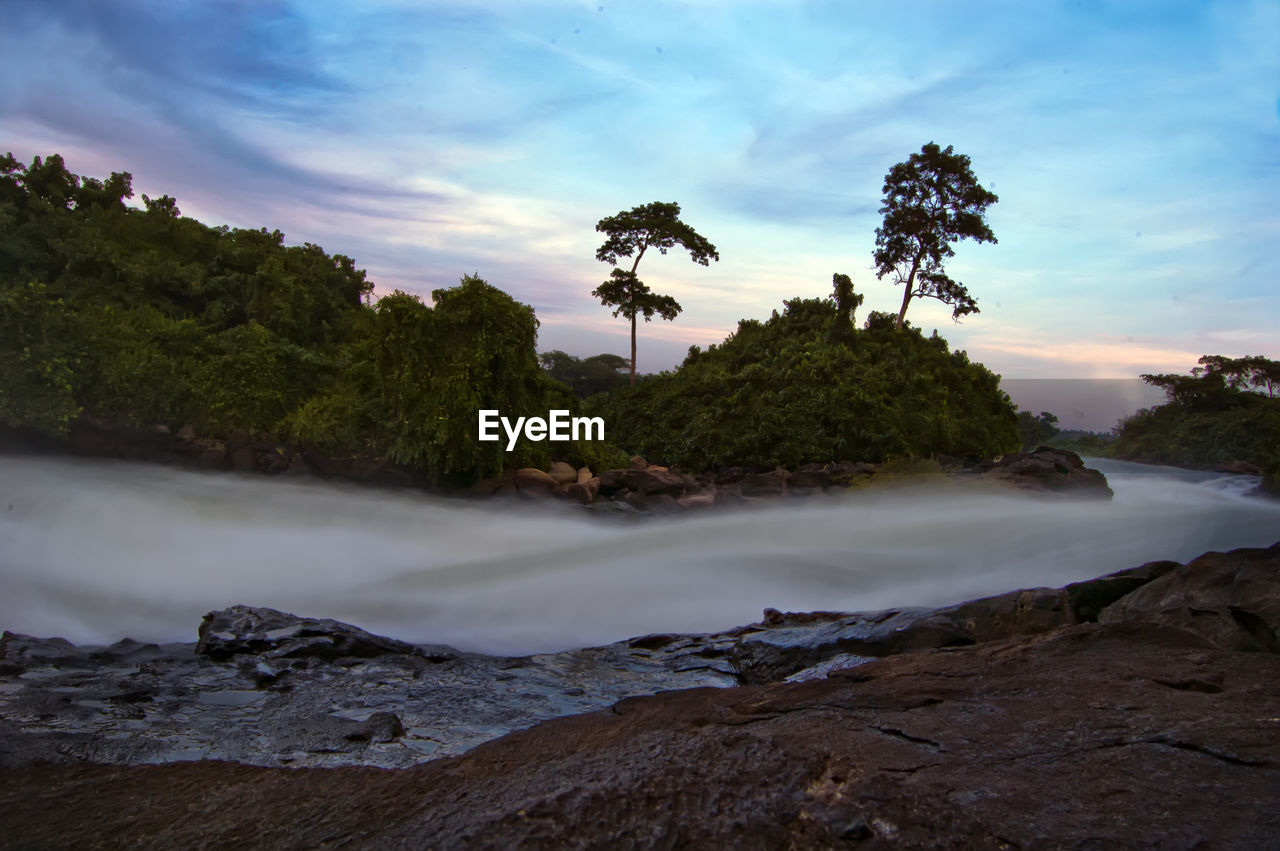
[2,0,1276,377]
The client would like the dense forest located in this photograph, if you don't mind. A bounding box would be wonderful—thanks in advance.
[2,153,1025,484]
[1113,356,1280,490]
[585,301,1019,470]
[0,153,601,484]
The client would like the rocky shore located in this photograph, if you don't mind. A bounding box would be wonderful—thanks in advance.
[2,419,1114,512]
[3,541,1278,847]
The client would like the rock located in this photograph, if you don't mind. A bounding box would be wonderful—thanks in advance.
[622,491,681,512]
[228,447,258,472]
[467,477,503,496]
[743,468,789,496]
[676,492,715,509]
[576,466,593,484]
[5,620,1277,848]
[565,477,599,504]
[547,461,578,485]
[1064,559,1181,622]
[715,466,748,484]
[629,455,648,470]
[988,447,1113,498]
[513,468,560,497]
[630,468,696,497]
[594,468,633,497]
[175,424,197,442]
[195,606,417,662]
[1099,542,1280,651]
[1215,460,1263,475]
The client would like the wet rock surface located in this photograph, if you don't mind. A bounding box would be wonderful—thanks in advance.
[4,620,1278,848]
[2,542,1278,846]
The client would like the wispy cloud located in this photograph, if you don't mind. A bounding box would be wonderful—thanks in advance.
[1,0,1276,375]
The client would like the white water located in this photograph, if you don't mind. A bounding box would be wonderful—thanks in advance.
[1,454,1277,655]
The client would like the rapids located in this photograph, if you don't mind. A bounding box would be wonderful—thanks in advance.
[1,454,1276,654]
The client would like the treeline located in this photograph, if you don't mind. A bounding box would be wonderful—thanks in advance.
[584,299,1019,470]
[3,153,1022,484]
[0,153,606,484]
[1114,355,1280,489]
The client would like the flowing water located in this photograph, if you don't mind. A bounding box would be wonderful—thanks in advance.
[1,454,1277,655]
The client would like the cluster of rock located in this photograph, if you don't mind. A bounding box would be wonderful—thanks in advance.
[472,446,1113,511]
[5,541,1274,773]
[6,418,1115,507]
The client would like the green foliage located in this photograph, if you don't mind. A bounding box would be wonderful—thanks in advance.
[1016,410,1060,450]
[374,275,566,482]
[538,350,630,397]
[1047,430,1116,457]
[0,280,80,436]
[0,153,569,486]
[586,296,1018,470]
[593,201,718,385]
[873,143,998,329]
[1116,356,1280,489]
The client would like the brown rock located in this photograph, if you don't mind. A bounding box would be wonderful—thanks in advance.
[629,455,648,470]
[6,622,1277,848]
[565,477,600,504]
[630,468,696,497]
[990,447,1113,498]
[576,466,593,484]
[676,492,715,509]
[513,468,561,497]
[743,468,789,496]
[547,461,578,485]
[1099,542,1280,651]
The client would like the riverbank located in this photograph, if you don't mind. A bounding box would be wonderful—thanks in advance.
[3,540,1278,847]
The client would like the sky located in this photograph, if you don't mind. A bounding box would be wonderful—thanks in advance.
[1,0,1277,378]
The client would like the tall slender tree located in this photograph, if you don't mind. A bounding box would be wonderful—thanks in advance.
[593,201,718,385]
[873,143,998,330]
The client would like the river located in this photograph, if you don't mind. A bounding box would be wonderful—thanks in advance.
[1,454,1277,654]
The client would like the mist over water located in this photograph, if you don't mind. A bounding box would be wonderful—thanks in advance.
[2,454,1277,655]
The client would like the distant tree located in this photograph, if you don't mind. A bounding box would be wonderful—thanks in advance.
[593,201,719,385]
[538,350,630,397]
[1016,410,1060,450]
[873,143,999,330]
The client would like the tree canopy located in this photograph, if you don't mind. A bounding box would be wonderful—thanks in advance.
[0,152,590,485]
[592,201,718,386]
[586,293,1018,470]
[1117,355,1280,492]
[873,143,998,329]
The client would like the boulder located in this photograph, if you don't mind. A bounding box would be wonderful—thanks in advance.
[566,477,600,505]
[513,468,561,497]
[576,466,593,484]
[742,468,789,497]
[547,461,578,485]
[630,468,696,497]
[196,605,417,662]
[629,455,648,470]
[989,447,1113,498]
[594,469,635,497]
[1099,542,1280,651]
[676,492,715,509]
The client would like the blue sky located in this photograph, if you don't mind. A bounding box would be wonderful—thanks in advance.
[2,0,1277,377]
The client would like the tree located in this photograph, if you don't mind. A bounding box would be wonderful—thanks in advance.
[1016,410,1060,450]
[593,201,719,385]
[831,272,864,341]
[873,143,999,330]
